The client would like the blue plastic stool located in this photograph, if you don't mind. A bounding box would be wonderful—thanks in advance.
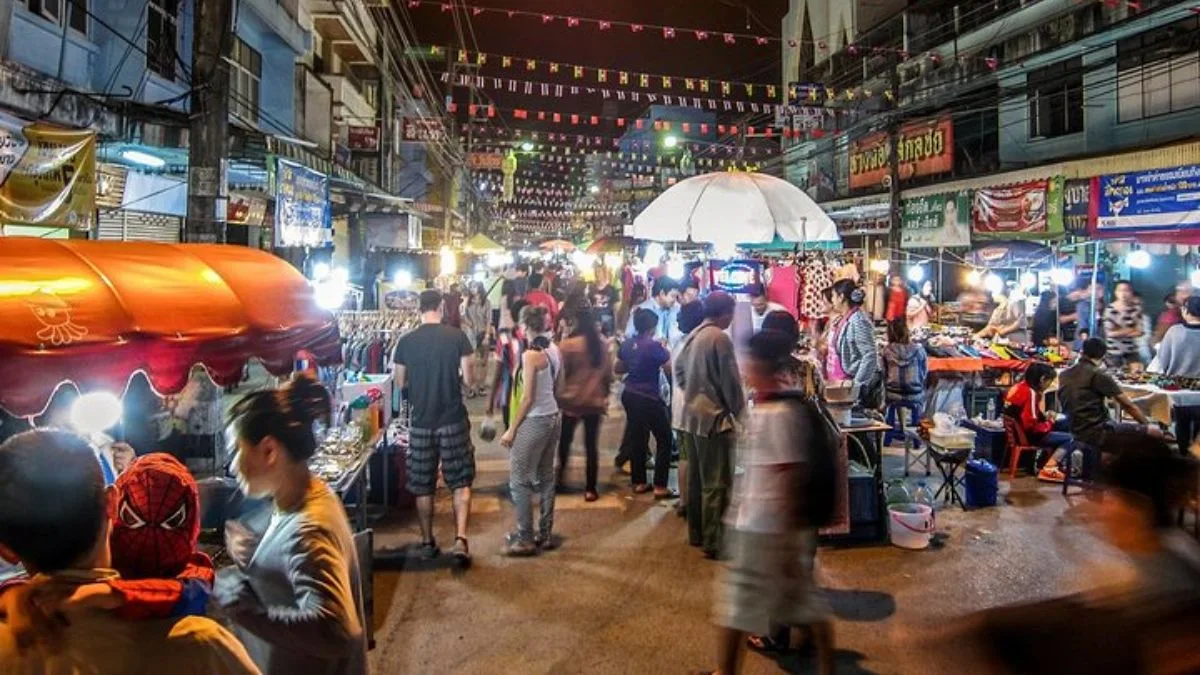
[885,400,923,447]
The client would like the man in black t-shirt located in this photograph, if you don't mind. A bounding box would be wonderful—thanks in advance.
[394,289,476,563]
[1059,337,1162,449]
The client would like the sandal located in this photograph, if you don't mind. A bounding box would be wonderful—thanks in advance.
[632,484,652,494]
[747,634,788,654]
[584,491,598,502]
[654,488,679,500]
[1038,466,1066,483]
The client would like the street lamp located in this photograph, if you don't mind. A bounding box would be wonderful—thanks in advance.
[662,135,679,149]
[520,141,535,152]
[589,185,600,194]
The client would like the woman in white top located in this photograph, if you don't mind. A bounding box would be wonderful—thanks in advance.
[500,305,562,556]
[214,375,366,675]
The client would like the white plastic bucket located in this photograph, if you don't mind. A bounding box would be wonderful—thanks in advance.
[888,503,934,550]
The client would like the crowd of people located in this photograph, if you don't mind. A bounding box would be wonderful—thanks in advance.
[3,258,1200,675]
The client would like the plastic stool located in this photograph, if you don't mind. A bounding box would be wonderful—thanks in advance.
[929,442,970,510]
[904,430,930,477]
[885,400,923,447]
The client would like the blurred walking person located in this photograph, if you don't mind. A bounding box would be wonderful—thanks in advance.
[500,306,562,555]
[675,292,745,559]
[557,307,613,502]
[672,300,706,523]
[701,312,836,675]
[462,282,492,398]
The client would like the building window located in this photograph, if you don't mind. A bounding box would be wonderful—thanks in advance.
[1028,57,1083,139]
[1117,16,1200,122]
[25,0,87,36]
[146,0,178,80]
[228,38,262,124]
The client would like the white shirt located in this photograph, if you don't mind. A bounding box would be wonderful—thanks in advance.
[730,399,811,534]
[750,302,787,334]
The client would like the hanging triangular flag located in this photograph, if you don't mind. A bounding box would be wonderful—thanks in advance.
[573,66,584,79]
[476,53,486,66]
[664,95,673,105]
[616,118,625,127]
[500,55,512,68]
[635,119,644,130]
[487,105,495,118]
[663,27,676,38]
[723,33,736,44]
[631,24,644,32]
[447,102,457,113]
[430,45,442,56]
[553,113,561,123]
[599,20,611,30]
[700,80,710,93]
[538,111,546,120]
[541,14,553,23]
[514,109,527,119]
[619,72,629,85]
[598,70,608,83]
[695,31,709,40]
[639,74,650,88]
[549,63,559,74]
[457,50,467,62]
[755,37,768,45]
[744,84,753,96]
[590,116,599,125]
[526,59,537,70]
[567,17,580,27]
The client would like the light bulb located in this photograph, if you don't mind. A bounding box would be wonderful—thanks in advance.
[984,273,1004,295]
[393,269,413,289]
[666,256,685,280]
[1128,249,1151,269]
[965,269,983,287]
[1020,272,1037,290]
[312,262,331,281]
[1051,267,1075,287]
[69,392,123,434]
[644,242,666,265]
[906,265,925,283]
[1190,269,1200,288]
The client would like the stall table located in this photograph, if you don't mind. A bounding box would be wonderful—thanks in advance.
[1117,383,1200,426]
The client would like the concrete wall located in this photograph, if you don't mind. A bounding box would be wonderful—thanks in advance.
[235,6,300,135]
[997,5,1200,168]
[7,3,97,88]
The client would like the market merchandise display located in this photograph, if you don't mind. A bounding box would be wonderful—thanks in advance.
[310,423,375,490]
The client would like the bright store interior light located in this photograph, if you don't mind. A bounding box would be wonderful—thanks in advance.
[312,262,331,281]
[589,185,600,194]
[1128,249,1151,269]
[663,135,679,149]
[644,242,666,265]
[439,246,457,277]
[69,392,123,435]
[1190,269,1200,288]
[393,269,413,289]
[331,267,349,284]
[984,273,1004,295]
[314,282,347,310]
[665,255,686,280]
[1020,272,1038,290]
[570,250,596,269]
[520,141,535,151]
[1051,267,1075,287]
[966,269,983,287]
[604,253,623,270]
[869,258,890,275]
[906,265,925,283]
[121,149,166,168]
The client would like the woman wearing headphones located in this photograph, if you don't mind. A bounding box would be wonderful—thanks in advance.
[825,279,882,409]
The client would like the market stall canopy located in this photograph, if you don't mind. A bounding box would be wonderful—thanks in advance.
[0,238,341,417]
[966,240,1056,269]
[538,238,576,251]
[632,172,839,245]
[585,236,637,255]
[464,233,505,253]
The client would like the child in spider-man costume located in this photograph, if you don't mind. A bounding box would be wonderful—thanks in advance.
[0,452,213,621]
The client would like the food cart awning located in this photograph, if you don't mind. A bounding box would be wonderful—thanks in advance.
[0,238,341,416]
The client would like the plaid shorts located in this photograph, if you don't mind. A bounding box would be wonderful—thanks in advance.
[406,419,476,496]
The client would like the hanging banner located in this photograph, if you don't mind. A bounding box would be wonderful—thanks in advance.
[274,158,330,247]
[0,113,96,230]
[848,116,953,190]
[346,126,380,151]
[1063,178,1092,235]
[1097,165,1200,232]
[227,192,267,226]
[973,179,1051,236]
[900,191,972,249]
[467,152,504,170]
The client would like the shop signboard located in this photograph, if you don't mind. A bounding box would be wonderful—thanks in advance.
[273,158,330,247]
[364,213,421,250]
[900,191,972,249]
[973,179,1053,235]
[848,116,953,190]
[347,126,380,152]
[708,259,762,295]
[466,152,504,170]
[401,117,447,143]
[1096,165,1200,232]
[0,113,96,230]
[1062,178,1092,235]
[227,192,267,226]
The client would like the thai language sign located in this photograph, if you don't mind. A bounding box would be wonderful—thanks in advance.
[900,191,972,249]
[1062,178,1092,235]
[848,116,953,190]
[1097,165,1200,232]
[0,113,96,230]
[973,179,1058,236]
[401,117,447,143]
[274,158,330,247]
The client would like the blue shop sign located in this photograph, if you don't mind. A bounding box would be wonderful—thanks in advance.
[708,259,762,295]
[1097,165,1200,233]
[275,158,330,247]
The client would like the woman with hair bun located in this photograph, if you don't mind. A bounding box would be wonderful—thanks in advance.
[825,279,881,409]
[214,374,367,675]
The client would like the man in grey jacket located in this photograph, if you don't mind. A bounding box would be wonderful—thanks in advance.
[674,292,745,558]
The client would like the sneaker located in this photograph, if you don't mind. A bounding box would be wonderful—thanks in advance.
[450,536,471,563]
[1038,466,1066,483]
[535,533,561,551]
[654,488,679,500]
[504,538,537,557]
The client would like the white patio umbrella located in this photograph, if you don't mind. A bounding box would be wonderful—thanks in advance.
[632,171,839,245]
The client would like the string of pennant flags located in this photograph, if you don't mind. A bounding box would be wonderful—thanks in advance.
[433,46,776,100]
[407,0,1015,67]
[438,71,880,111]
[454,109,789,139]
[467,132,782,154]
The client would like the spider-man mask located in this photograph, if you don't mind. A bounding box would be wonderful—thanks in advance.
[108,453,199,579]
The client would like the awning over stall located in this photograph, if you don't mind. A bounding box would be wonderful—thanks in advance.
[0,238,341,416]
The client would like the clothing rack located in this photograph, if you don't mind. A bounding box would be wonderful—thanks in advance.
[335,310,421,375]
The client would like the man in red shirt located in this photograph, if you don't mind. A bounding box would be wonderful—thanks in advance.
[523,272,559,327]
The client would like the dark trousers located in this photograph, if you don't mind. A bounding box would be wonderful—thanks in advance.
[686,431,734,555]
[614,414,634,466]
[1175,405,1200,455]
[559,413,602,492]
[621,391,671,488]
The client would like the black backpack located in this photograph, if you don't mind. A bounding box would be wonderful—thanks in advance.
[759,391,840,528]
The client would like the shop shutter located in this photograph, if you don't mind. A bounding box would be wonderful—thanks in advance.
[96,210,182,243]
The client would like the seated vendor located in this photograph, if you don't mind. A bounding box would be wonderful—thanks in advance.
[976,288,1028,344]
[1004,363,1073,483]
[1059,337,1164,450]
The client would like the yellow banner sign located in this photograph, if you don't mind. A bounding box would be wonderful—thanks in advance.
[0,113,96,230]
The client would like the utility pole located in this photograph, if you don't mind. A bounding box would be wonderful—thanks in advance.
[442,49,456,242]
[886,52,902,255]
[185,0,233,243]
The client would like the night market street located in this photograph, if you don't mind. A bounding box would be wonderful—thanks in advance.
[367,398,1124,675]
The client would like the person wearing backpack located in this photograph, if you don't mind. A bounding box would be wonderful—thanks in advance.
[882,318,928,406]
[702,313,835,675]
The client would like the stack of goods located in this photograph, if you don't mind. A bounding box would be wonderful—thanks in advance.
[1120,372,1200,391]
[310,423,371,487]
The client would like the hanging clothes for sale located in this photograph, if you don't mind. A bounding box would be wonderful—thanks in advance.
[764,262,800,318]
[798,256,836,321]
